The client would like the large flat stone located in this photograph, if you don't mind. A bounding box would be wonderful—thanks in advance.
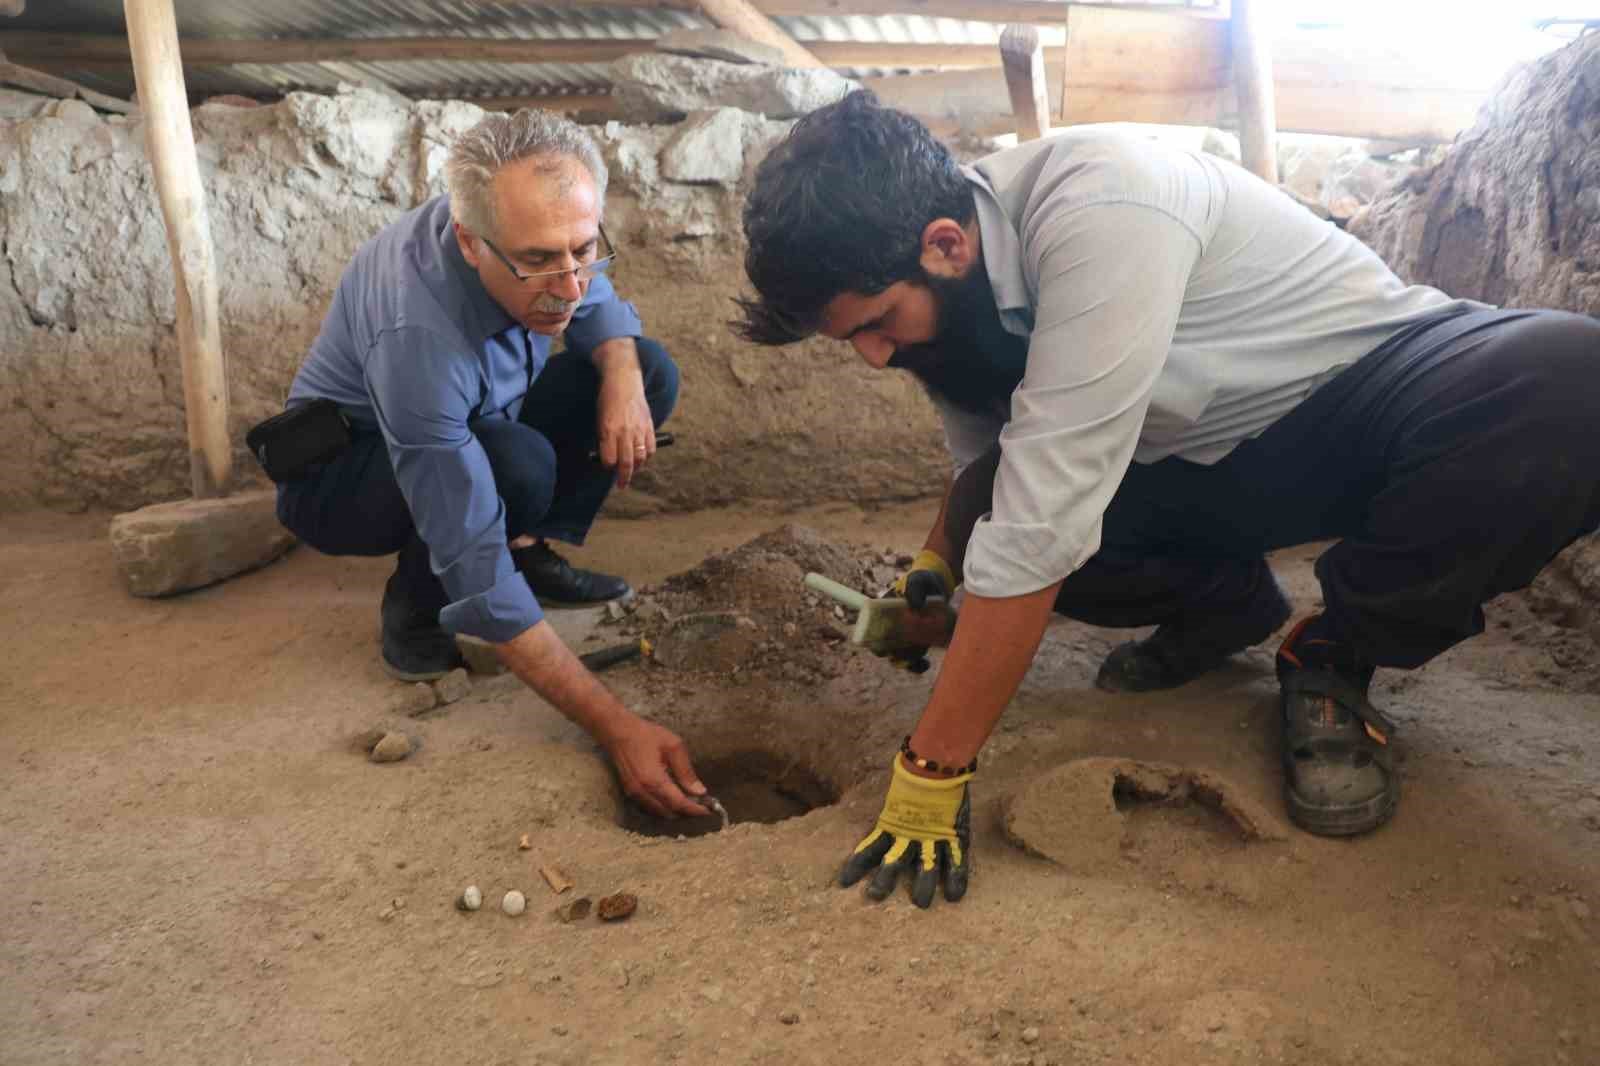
[660,108,749,186]
[109,490,297,597]
[609,53,857,124]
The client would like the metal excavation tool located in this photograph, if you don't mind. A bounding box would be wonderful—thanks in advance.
[803,572,947,673]
[702,795,730,830]
[578,637,651,672]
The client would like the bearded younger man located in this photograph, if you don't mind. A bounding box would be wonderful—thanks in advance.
[737,91,1600,907]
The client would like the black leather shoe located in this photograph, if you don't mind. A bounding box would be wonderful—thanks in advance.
[1096,570,1292,692]
[513,542,632,606]
[380,572,463,682]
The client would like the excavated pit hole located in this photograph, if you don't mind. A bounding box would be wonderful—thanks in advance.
[620,750,838,839]
[1111,774,1255,845]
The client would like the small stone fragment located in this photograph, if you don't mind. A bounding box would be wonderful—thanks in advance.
[555,896,592,923]
[386,683,437,717]
[699,983,724,1003]
[539,864,573,894]
[430,667,471,707]
[596,891,638,921]
[779,1008,800,1025]
[551,1023,569,1036]
[457,885,483,911]
[1021,1027,1040,1044]
[605,600,627,622]
[455,634,506,676]
[518,834,532,851]
[502,890,527,916]
[369,731,413,763]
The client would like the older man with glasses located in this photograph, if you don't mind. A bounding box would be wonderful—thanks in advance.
[274,109,708,819]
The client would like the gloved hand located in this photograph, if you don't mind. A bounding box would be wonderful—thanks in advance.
[892,549,955,608]
[873,550,957,672]
[839,754,972,908]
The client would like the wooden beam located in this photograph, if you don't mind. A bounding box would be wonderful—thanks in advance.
[124,0,231,499]
[1230,0,1278,182]
[0,57,135,111]
[1057,4,1497,144]
[998,23,1049,141]
[691,0,823,68]
[0,32,1020,72]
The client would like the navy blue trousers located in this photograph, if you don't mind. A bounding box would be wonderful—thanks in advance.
[276,337,679,612]
[945,309,1600,669]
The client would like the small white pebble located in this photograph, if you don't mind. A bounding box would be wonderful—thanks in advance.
[1021,1027,1041,1044]
[778,1008,800,1025]
[458,885,482,911]
[502,890,527,916]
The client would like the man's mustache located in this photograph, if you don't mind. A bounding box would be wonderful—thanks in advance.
[532,294,577,314]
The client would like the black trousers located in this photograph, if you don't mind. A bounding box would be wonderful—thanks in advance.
[944,309,1600,669]
[276,337,679,612]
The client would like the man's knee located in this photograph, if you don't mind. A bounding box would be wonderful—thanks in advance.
[635,337,680,424]
[475,421,558,529]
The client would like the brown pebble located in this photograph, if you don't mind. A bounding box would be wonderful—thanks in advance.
[518,834,531,851]
[369,732,413,763]
[555,896,592,923]
[596,892,637,922]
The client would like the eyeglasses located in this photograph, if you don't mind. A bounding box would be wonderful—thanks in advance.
[480,223,617,286]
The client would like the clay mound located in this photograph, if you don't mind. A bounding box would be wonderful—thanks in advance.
[1003,757,1287,873]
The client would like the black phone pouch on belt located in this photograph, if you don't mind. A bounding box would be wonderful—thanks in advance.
[246,398,352,483]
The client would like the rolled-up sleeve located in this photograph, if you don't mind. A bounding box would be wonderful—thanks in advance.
[563,272,642,352]
[365,326,544,642]
[963,202,1200,599]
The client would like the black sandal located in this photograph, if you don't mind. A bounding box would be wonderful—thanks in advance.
[1279,667,1400,836]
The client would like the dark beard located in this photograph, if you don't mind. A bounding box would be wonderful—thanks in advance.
[887,262,1029,416]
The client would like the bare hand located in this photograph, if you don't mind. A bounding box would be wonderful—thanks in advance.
[604,718,708,818]
[596,363,655,490]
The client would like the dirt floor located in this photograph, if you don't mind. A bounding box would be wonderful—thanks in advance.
[3,500,1599,1066]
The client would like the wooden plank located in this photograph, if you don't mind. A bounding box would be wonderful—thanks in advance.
[0,32,1031,72]
[1230,0,1278,181]
[0,58,135,111]
[124,0,231,498]
[999,24,1049,141]
[691,0,823,68]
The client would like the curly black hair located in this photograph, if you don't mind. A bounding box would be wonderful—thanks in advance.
[734,90,976,346]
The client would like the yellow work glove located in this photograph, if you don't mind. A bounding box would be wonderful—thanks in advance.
[892,549,956,608]
[839,754,972,908]
[875,550,958,673]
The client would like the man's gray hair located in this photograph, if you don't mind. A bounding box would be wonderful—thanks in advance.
[446,109,610,239]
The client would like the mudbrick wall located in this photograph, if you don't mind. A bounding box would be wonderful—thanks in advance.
[1350,32,1600,315]
[0,82,945,513]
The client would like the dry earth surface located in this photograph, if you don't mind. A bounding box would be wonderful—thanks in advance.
[3,500,1599,1066]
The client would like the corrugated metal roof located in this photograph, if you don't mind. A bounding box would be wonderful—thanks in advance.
[4,0,1156,103]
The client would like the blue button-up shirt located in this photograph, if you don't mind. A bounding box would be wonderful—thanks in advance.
[287,195,643,642]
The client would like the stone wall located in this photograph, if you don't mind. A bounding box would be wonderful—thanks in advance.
[0,83,946,513]
[1349,33,1600,314]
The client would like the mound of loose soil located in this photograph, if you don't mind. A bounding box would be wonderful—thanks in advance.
[607,524,914,685]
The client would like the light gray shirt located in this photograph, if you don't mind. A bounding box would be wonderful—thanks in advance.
[943,131,1483,600]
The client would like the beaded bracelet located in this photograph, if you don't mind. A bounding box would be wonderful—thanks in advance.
[900,736,978,777]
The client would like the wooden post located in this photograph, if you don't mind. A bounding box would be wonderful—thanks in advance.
[124,0,231,498]
[691,0,824,69]
[1230,0,1278,183]
[999,23,1050,141]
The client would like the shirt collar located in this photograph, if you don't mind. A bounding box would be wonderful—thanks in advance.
[437,205,519,343]
[960,164,1032,333]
